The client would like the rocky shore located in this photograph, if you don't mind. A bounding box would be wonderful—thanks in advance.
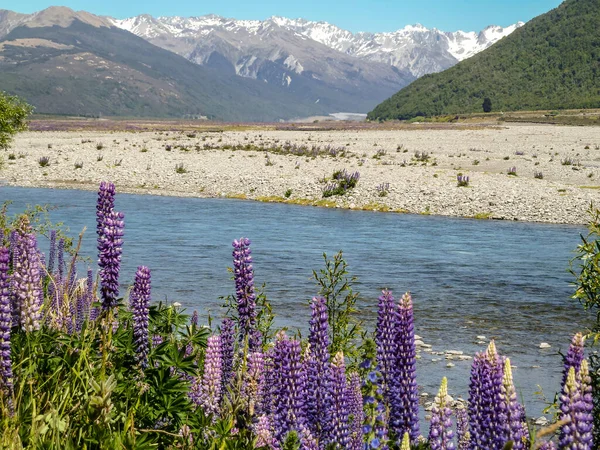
[2,123,599,224]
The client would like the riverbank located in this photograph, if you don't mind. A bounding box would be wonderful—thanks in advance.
[2,123,599,223]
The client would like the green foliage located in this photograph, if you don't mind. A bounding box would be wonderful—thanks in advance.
[368,0,600,120]
[0,91,32,150]
[313,251,362,362]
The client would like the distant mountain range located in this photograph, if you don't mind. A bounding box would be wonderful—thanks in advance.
[368,0,599,120]
[0,6,522,121]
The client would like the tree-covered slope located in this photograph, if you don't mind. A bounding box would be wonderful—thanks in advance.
[368,0,600,120]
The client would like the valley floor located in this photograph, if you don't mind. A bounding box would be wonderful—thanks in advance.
[2,123,600,224]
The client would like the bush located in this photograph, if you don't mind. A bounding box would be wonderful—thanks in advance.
[482,98,492,113]
[0,92,33,150]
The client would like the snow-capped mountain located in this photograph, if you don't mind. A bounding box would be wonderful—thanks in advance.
[111,15,523,78]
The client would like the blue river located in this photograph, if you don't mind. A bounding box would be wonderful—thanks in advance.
[1,185,593,417]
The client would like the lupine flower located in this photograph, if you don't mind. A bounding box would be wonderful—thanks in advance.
[537,442,557,450]
[455,406,470,450]
[11,218,43,332]
[562,333,585,387]
[389,292,419,442]
[467,341,507,450]
[97,210,124,309]
[428,377,455,450]
[243,351,265,416]
[191,310,198,327]
[254,414,275,448]
[298,423,320,450]
[559,359,593,450]
[375,290,396,396]
[400,432,411,450]
[220,317,235,393]
[0,247,13,394]
[199,335,223,416]
[347,372,364,450]
[329,351,350,448]
[57,238,65,281]
[271,332,307,444]
[305,296,331,440]
[502,358,528,449]
[97,181,116,238]
[232,238,257,347]
[130,266,151,368]
[360,339,389,450]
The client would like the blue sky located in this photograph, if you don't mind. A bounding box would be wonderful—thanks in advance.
[15,0,563,32]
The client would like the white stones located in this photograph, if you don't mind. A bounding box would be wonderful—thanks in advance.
[446,350,464,355]
[476,335,486,340]
[539,342,551,349]
[446,362,455,368]
[535,416,549,426]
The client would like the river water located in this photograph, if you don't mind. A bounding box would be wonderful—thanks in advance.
[1,185,593,417]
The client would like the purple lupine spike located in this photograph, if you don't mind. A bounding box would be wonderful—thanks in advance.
[467,341,506,450]
[537,442,557,450]
[562,333,585,387]
[191,310,198,327]
[502,359,527,449]
[305,296,331,441]
[220,317,235,393]
[376,289,396,397]
[329,352,350,448]
[272,332,307,444]
[130,266,151,368]
[232,237,257,347]
[243,351,266,416]
[559,365,593,449]
[455,407,470,450]
[152,334,163,348]
[47,230,56,276]
[200,335,223,416]
[254,414,276,448]
[578,360,594,449]
[261,349,275,417]
[97,210,124,310]
[428,377,455,450]
[389,292,420,443]
[97,181,116,237]
[75,290,86,332]
[347,372,364,450]
[0,247,14,395]
[11,219,43,332]
[298,423,320,450]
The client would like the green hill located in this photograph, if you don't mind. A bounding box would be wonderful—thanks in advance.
[368,0,600,121]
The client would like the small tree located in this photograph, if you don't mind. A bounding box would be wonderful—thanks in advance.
[482,97,492,113]
[0,92,33,150]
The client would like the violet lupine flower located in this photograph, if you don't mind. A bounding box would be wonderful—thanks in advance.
[389,292,420,443]
[467,341,506,450]
[428,377,455,450]
[455,407,470,450]
[200,335,223,416]
[232,238,257,347]
[243,351,266,416]
[0,247,14,394]
[502,358,528,449]
[191,310,198,327]
[271,332,307,444]
[57,238,65,281]
[347,372,364,450]
[254,415,275,448]
[298,423,320,450]
[97,181,116,237]
[537,442,557,450]
[305,296,331,441]
[220,317,235,393]
[11,219,43,332]
[559,359,593,450]
[375,289,396,396]
[329,351,350,448]
[562,332,585,387]
[130,266,151,368]
[97,210,124,310]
